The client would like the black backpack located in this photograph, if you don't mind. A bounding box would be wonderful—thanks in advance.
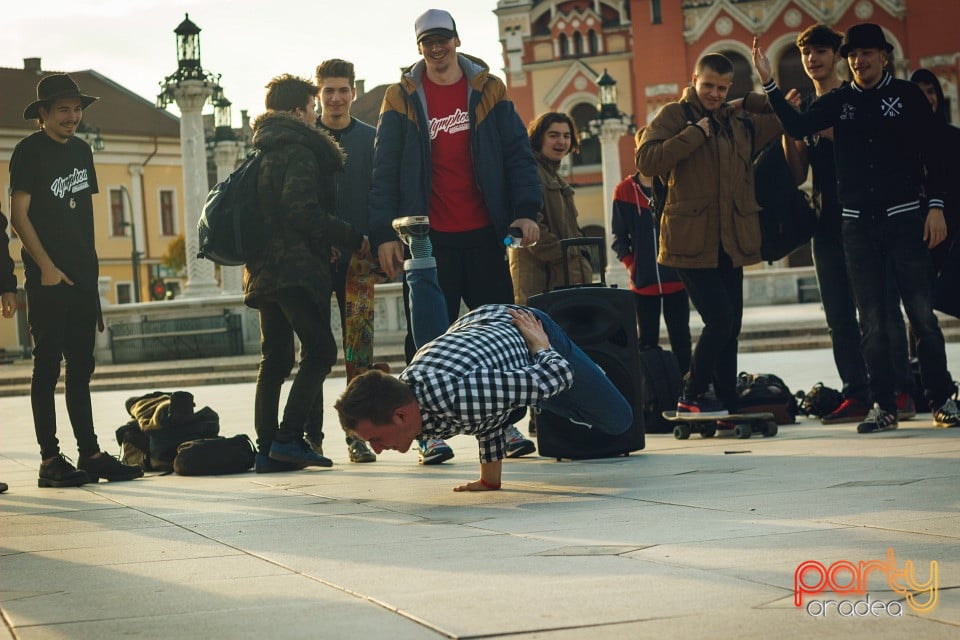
[197,150,268,266]
[752,137,818,263]
[796,382,843,418]
[638,346,683,433]
[736,372,798,424]
[173,435,256,476]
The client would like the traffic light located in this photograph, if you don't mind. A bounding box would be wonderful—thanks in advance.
[149,279,167,301]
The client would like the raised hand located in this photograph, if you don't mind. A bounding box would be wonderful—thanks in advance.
[752,36,773,84]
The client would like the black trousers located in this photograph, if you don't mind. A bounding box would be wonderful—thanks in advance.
[254,289,336,455]
[634,289,692,374]
[27,283,100,460]
[675,251,743,409]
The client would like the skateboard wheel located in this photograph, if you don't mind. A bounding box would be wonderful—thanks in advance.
[673,425,690,440]
[763,422,778,437]
[700,426,716,438]
[734,424,752,439]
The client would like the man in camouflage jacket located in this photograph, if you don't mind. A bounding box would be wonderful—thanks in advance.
[244,74,369,471]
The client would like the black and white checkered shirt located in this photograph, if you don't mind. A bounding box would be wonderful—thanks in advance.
[399,304,574,463]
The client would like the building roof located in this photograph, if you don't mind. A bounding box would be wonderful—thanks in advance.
[0,62,180,138]
[351,84,388,128]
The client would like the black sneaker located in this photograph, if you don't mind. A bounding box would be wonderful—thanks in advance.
[305,435,324,456]
[677,394,729,417]
[0,481,7,493]
[856,403,898,434]
[79,451,144,482]
[269,439,333,467]
[38,454,91,488]
[254,453,307,474]
[347,437,377,463]
[933,398,960,428]
[821,397,869,424]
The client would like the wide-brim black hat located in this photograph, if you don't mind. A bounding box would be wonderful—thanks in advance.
[23,73,98,120]
[838,23,893,57]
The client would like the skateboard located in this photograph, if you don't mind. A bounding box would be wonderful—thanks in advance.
[343,251,389,382]
[662,411,779,440]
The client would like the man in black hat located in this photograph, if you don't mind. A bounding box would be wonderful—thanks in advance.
[368,8,541,464]
[10,73,144,486]
[753,24,959,433]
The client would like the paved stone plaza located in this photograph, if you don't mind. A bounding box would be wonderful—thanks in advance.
[1,345,958,639]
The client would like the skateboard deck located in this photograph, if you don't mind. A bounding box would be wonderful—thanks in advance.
[343,251,388,382]
[662,411,778,440]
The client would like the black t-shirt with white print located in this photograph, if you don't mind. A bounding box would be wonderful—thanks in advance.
[9,131,100,289]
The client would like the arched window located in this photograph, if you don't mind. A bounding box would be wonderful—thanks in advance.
[588,30,598,55]
[718,50,754,100]
[558,33,569,58]
[573,32,584,56]
[777,46,815,104]
[570,102,600,167]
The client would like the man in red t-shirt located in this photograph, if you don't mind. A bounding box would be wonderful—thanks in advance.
[370,9,543,465]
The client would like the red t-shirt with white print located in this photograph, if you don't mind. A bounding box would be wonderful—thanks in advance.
[422,74,491,232]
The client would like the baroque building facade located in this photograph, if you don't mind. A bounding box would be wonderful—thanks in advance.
[495,0,960,233]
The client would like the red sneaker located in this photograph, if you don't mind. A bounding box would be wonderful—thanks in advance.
[895,392,916,420]
[821,397,868,424]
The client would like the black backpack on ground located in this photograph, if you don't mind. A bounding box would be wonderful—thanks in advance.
[120,391,221,472]
[197,150,268,266]
[638,346,683,433]
[736,372,798,424]
[173,435,256,476]
[795,382,843,418]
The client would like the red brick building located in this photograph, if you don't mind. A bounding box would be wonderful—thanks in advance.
[495,0,960,231]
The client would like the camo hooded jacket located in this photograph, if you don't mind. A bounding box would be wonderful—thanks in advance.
[243,111,362,309]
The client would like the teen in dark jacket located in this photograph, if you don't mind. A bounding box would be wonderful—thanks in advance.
[611,170,691,373]
[755,24,958,431]
[245,75,368,471]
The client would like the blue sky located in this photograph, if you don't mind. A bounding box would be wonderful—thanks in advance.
[2,0,505,125]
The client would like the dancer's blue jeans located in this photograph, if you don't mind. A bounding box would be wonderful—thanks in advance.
[405,259,632,435]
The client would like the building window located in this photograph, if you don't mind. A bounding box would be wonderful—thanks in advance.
[570,103,601,167]
[159,189,177,236]
[110,188,127,237]
[573,31,584,56]
[116,282,132,305]
[588,30,598,55]
[651,0,662,25]
[559,33,569,58]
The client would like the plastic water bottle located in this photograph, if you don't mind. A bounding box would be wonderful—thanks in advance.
[503,227,524,249]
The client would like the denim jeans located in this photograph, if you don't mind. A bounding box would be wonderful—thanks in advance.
[634,289,692,374]
[675,251,743,409]
[27,283,100,460]
[254,289,337,455]
[812,229,914,399]
[842,213,953,412]
[405,262,632,435]
[401,227,514,362]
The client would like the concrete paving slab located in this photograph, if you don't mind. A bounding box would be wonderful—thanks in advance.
[0,344,958,639]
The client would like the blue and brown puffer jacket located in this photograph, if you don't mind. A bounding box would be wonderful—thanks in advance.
[368,54,542,248]
[243,111,363,310]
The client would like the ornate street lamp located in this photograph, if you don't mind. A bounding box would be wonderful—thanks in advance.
[586,69,635,287]
[156,13,223,298]
[214,93,236,142]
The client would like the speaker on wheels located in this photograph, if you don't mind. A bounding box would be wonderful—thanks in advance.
[527,285,645,459]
